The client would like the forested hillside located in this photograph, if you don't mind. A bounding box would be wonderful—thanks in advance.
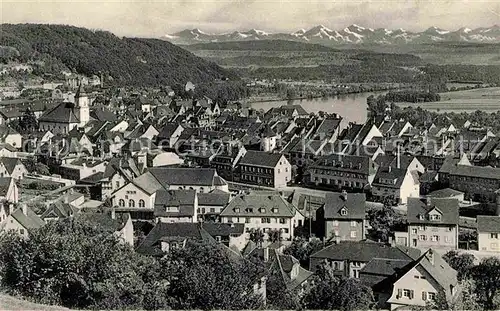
[0,24,237,86]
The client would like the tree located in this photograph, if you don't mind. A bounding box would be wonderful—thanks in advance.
[248,228,264,247]
[162,240,264,310]
[366,205,404,242]
[284,237,325,268]
[267,229,282,243]
[0,216,164,310]
[443,250,475,281]
[471,256,500,309]
[301,264,374,311]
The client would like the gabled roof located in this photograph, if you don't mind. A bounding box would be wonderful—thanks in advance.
[311,240,421,263]
[9,206,45,230]
[41,201,78,220]
[149,167,223,187]
[407,198,459,225]
[477,215,500,233]
[274,250,314,291]
[311,153,372,174]
[131,171,165,195]
[198,189,231,206]
[238,150,285,168]
[323,192,366,220]
[449,164,500,180]
[154,189,196,217]
[221,191,296,218]
[372,167,410,189]
[39,102,80,123]
[0,177,13,196]
[0,157,23,174]
[90,107,117,122]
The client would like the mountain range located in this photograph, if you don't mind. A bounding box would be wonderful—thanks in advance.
[165,24,500,45]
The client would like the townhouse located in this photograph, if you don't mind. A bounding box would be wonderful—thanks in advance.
[371,166,420,205]
[220,191,303,241]
[308,153,378,192]
[154,189,198,223]
[403,198,459,250]
[237,150,291,188]
[477,214,500,252]
[317,191,366,241]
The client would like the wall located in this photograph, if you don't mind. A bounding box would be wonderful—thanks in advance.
[478,232,500,252]
[325,219,364,241]
[408,224,458,250]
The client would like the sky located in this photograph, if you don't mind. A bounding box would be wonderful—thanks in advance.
[1,0,500,37]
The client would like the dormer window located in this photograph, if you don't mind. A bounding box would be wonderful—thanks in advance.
[271,208,278,214]
[340,208,347,216]
[419,215,425,220]
[234,208,240,213]
[259,208,266,213]
[429,214,441,221]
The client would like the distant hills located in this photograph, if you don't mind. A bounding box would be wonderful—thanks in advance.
[0,24,236,86]
[165,24,500,45]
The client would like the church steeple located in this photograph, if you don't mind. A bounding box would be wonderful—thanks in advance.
[74,79,89,126]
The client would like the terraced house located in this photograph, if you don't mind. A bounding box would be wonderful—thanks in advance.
[219,191,303,240]
[448,164,500,201]
[237,150,291,188]
[404,198,459,251]
[308,153,378,191]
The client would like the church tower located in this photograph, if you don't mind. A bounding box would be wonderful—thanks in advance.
[75,83,90,127]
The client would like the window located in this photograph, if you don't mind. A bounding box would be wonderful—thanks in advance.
[422,291,427,301]
[245,218,250,223]
[119,199,125,207]
[411,228,417,234]
[139,199,145,208]
[350,231,357,238]
[271,208,278,213]
[428,292,436,301]
[128,199,135,208]
[19,229,24,235]
[430,214,441,221]
[418,225,425,231]
[445,236,451,243]
[403,289,414,299]
[419,235,427,241]
[351,221,357,227]
[340,208,347,216]
[491,233,499,239]
[431,235,439,242]
[115,181,120,188]
[215,236,221,242]
[202,208,206,213]
[279,218,286,224]
[210,208,215,213]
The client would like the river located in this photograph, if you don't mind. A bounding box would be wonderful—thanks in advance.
[249,91,388,124]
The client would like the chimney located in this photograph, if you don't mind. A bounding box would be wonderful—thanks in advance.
[495,190,500,216]
[396,144,401,169]
[335,236,341,244]
[341,190,347,201]
[427,249,435,265]
[426,197,432,207]
[63,195,69,204]
[111,207,116,220]
[21,203,27,215]
[388,166,392,173]
[263,247,269,262]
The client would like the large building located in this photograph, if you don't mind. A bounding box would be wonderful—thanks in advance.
[403,198,459,251]
[237,150,291,188]
[308,154,377,192]
[39,84,90,134]
[448,164,500,202]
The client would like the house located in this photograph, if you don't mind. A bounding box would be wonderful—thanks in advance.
[148,167,229,193]
[375,249,459,310]
[39,84,90,134]
[477,214,500,252]
[317,191,366,241]
[220,191,302,241]
[268,250,314,296]
[310,240,421,279]
[237,150,292,188]
[211,143,247,182]
[112,171,165,219]
[58,158,107,181]
[0,204,45,238]
[0,157,27,179]
[0,177,19,203]
[0,125,22,148]
[80,211,134,246]
[371,166,420,205]
[308,154,377,192]
[136,221,244,256]
[40,201,78,223]
[448,164,500,202]
[404,198,459,250]
[154,189,198,223]
[197,189,232,221]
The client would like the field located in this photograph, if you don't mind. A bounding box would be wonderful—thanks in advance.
[395,87,500,112]
[0,294,69,311]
